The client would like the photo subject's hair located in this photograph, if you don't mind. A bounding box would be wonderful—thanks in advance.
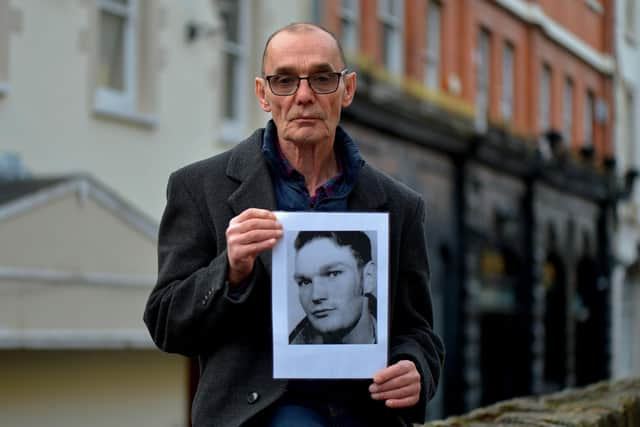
[294,230,372,268]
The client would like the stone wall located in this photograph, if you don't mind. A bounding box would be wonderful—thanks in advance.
[421,378,640,427]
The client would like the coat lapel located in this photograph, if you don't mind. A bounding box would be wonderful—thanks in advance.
[348,163,389,212]
[226,131,277,276]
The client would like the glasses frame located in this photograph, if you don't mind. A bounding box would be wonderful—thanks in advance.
[264,69,350,96]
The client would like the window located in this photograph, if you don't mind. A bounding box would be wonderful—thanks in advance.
[563,77,574,146]
[475,28,491,132]
[424,0,442,90]
[378,0,404,75]
[220,0,249,142]
[625,0,637,38]
[340,0,359,54]
[96,0,138,113]
[539,64,552,132]
[583,90,595,147]
[501,41,515,123]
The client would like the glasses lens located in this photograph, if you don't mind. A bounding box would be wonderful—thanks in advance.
[269,75,298,95]
[309,72,339,93]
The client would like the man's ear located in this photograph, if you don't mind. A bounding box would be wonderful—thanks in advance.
[362,261,376,295]
[341,71,357,108]
[255,77,271,112]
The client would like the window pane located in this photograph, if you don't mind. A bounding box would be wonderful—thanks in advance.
[220,0,239,43]
[539,64,551,131]
[98,9,125,91]
[476,29,491,131]
[224,52,238,120]
[381,0,396,17]
[563,78,574,145]
[341,0,358,52]
[501,43,514,122]
[583,91,594,146]
[425,1,441,89]
[342,0,356,12]
[626,90,635,165]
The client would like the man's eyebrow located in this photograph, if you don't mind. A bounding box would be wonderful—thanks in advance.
[270,63,336,75]
[318,262,348,272]
[293,273,311,282]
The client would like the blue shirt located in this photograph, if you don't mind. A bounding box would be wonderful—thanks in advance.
[261,120,364,211]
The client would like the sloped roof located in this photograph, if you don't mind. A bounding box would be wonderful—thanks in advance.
[0,174,158,240]
[0,176,70,206]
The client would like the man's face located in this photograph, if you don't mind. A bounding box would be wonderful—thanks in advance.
[255,29,356,146]
[294,237,365,335]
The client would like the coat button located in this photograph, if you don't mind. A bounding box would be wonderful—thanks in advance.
[247,391,260,404]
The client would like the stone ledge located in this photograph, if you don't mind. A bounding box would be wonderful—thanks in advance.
[420,378,640,427]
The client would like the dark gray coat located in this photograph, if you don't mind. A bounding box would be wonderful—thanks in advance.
[143,129,445,426]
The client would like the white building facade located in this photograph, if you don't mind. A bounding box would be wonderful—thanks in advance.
[0,0,315,222]
[612,0,640,379]
[0,1,315,426]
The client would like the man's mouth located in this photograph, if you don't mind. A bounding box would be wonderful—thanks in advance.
[312,308,335,318]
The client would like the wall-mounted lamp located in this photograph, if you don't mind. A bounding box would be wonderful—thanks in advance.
[579,144,595,162]
[185,21,220,43]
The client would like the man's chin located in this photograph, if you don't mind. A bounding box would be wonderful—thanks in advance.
[284,126,328,144]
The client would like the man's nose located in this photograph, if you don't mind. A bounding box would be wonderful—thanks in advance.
[295,78,315,103]
[311,278,328,303]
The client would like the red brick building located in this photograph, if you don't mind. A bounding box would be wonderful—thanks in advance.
[321,0,614,158]
[316,0,616,420]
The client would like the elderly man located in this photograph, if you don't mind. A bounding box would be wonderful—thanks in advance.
[290,231,377,345]
[144,22,444,427]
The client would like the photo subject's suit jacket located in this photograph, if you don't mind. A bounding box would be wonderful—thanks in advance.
[143,128,445,427]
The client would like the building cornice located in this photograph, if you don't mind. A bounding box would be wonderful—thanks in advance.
[0,329,154,349]
[495,0,614,75]
[0,266,155,288]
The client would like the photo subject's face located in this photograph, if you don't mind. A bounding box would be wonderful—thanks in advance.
[294,237,364,336]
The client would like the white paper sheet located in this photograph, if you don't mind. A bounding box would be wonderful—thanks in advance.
[272,212,389,378]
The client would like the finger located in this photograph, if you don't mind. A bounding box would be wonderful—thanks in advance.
[369,370,419,393]
[228,229,283,247]
[227,218,282,236]
[384,394,420,409]
[372,360,415,385]
[231,208,278,223]
[229,237,280,261]
[370,382,420,401]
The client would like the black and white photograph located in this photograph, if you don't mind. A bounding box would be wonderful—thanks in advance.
[272,212,389,379]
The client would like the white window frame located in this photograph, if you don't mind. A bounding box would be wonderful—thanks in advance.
[583,89,595,147]
[539,63,552,132]
[378,0,404,76]
[501,41,515,123]
[424,0,442,90]
[339,0,359,55]
[563,77,574,146]
[95,0,138,115]
[475,28,491,132]
[220,0,249,143]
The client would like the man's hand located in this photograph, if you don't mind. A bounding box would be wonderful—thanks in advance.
[226,208,282,285]
[369,360,421,408]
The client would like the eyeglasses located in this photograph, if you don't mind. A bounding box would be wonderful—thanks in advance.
[264,69,350,96]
